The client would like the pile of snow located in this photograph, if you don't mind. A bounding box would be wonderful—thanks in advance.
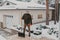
[30,21,59,40]
[0,35,6,40]
[30,21,59,31]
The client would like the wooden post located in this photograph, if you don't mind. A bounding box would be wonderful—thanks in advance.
[54,0,57,24]
[56,0,59,22]
[54,0,59,24]
[46,0,49,25]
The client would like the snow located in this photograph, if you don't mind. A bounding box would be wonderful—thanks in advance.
[30,21,59,31]
[3,21,59,40]
[30,21,59,40]
[0,0,54,9]
[0,35,6,40]
[0,5,17,9]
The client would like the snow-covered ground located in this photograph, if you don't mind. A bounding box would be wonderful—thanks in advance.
[28,21,59,33]
[0,35,6,40]
[0,21,59,40]
[10,21,59,40]
[29,21,59,40]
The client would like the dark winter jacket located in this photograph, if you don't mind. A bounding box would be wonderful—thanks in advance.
[22,13,32,25]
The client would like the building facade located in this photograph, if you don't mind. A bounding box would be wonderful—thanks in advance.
[0,0,54,29]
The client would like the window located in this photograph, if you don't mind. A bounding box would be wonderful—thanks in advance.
[41,0,46,5]
[37,1,41,4]
[17,0,31,2]
[0,0,3,4]
[6,3,10,5]
[38,14,42,19]
[17,0,22,1]
[37,0,45,5]
[25,0,31,2]
[0,2,1,4]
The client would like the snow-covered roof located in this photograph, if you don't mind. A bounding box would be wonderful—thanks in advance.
[0,0,54,10]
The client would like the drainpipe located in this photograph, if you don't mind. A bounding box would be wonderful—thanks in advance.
[46,0,49,25]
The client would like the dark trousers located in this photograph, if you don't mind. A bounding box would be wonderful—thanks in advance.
[23,24,31,37]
